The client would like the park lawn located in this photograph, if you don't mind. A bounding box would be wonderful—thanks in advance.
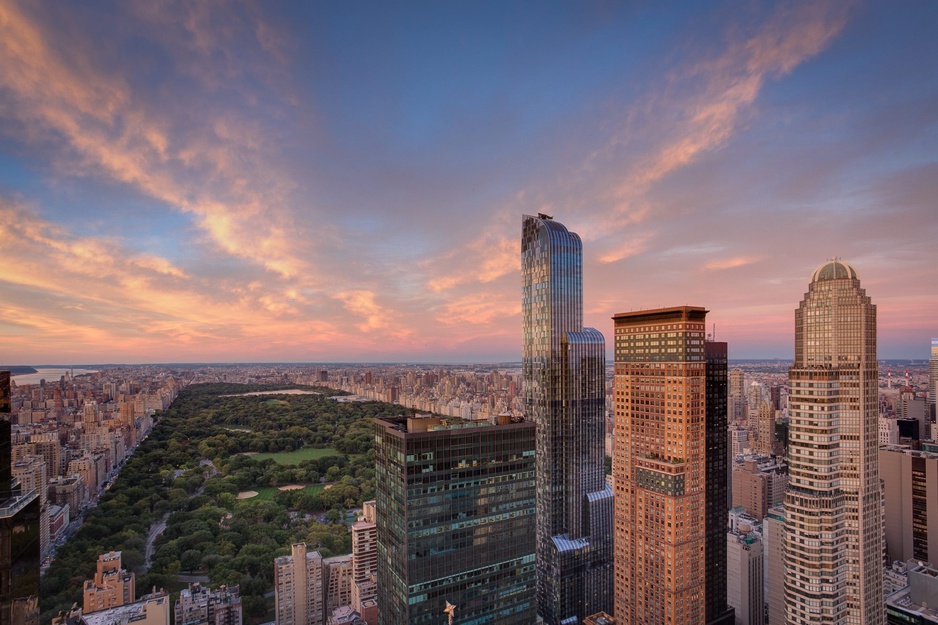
[251,484,326,500]
[250,447,340,465]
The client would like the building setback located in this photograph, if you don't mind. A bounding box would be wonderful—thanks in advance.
[375,415,536,625]
[613,306,712,625]
[783,260,883,625]
[521,214,613,624]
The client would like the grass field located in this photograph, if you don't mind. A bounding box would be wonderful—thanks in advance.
[249,447,340,465]
[249,484,326,500]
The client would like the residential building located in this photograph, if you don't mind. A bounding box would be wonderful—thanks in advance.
[83,551,136,614]
[930,339,938,422]
[79,593,170,625]
[521,214,613,623]
[613,306,710,624]
[274,543,323,625]
[783,260,883,625]
[12,455,49,557]
[174,583,242,625]
[375,414,536,625]
[731,458,788,521]
[322,556,352,619]
[350,502,377,617]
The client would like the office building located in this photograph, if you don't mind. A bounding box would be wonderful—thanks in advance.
[880,447,938,564]
[613,306,711,625]
[763,507,786,625]
[83,551,136,614]
[521,214,613,623]
[375,415,536,625]
[783,260,883,625]
[1,370,41,625]
[726,528,764,625]
[885,560,938,624]
[174,583,242,625]
[274,543,324,625]
[705,341,735,624]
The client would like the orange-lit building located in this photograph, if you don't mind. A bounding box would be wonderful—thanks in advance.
[83,551,135,614]
[612,307,717,625]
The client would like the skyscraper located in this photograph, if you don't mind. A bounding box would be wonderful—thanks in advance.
[929,338,937,424]
[274,543,324,625]
[613,306,719,625]
[783,260,883,625]
[704,341,734,625]
[374,415,536,625]
[521,214,613,624]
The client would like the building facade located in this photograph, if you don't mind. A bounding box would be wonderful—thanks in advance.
[174,583,242,625]
[274,543,324,625]
[726,529,764,625]
[83,551,136,614]
[521,214,613,624]
[613,306,710,625]
[704,341,734,624]
[783,260,883,625]
[350,501,377,617]
[375,415,536,625]
[880,447,938,565]
[930,339,938,421]
[1,371,41,625]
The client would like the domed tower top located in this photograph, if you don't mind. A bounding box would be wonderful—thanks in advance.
[810,259,859,283]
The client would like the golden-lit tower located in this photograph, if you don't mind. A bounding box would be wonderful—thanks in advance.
[613,306,712,625]
[783,260,882,625]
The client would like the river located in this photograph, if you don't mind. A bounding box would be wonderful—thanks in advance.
[12,367,99,385]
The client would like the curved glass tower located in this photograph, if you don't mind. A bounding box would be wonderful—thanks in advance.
[784,260,883,625]
[521,214,612,625]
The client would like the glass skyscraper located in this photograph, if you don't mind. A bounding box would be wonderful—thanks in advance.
[784,260,883,625]
[521,214,612,625]
[374,415,537,625]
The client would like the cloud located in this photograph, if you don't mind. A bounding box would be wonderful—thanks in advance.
[705,256,762,271]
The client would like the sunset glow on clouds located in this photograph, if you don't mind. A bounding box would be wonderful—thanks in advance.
[0,1,935,364]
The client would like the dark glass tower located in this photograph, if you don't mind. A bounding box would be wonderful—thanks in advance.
[1,371,41,625]
[374,415,536,625]
[521,215,612,624]
[704,342,734,625]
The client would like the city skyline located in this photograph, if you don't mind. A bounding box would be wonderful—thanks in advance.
[1,1,937,364]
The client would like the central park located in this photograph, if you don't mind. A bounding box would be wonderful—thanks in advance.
[40,383,405,624]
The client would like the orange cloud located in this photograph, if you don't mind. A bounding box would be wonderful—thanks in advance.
[705,256,763,271]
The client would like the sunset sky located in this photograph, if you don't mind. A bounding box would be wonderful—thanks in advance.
[1,1,935,364]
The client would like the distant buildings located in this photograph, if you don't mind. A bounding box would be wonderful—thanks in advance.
[275,543,324,625]
[375,414,536,625]
[521,214,612,623]
[83,551,136,614]
[783,260,883,625]
[731,457,787,521]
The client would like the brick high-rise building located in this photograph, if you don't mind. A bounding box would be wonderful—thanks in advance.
[521,214,612,623]
[613,306,718,625]
[274,543,324,625]
[783,260,883,625]
[83,551,136,614]
[350,501,377,617]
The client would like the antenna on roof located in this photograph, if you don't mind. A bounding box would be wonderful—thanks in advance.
[537,212,553,220]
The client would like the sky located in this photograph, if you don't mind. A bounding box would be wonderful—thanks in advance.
[0,1,936,365]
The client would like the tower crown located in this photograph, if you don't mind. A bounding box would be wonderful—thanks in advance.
[810,259,859,283]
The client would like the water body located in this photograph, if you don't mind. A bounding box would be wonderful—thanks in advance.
[12,368,98,386]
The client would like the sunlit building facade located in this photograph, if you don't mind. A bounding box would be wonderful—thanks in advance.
[613,307,713,625]
[521,214,613,624]
[783,260,883,625]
